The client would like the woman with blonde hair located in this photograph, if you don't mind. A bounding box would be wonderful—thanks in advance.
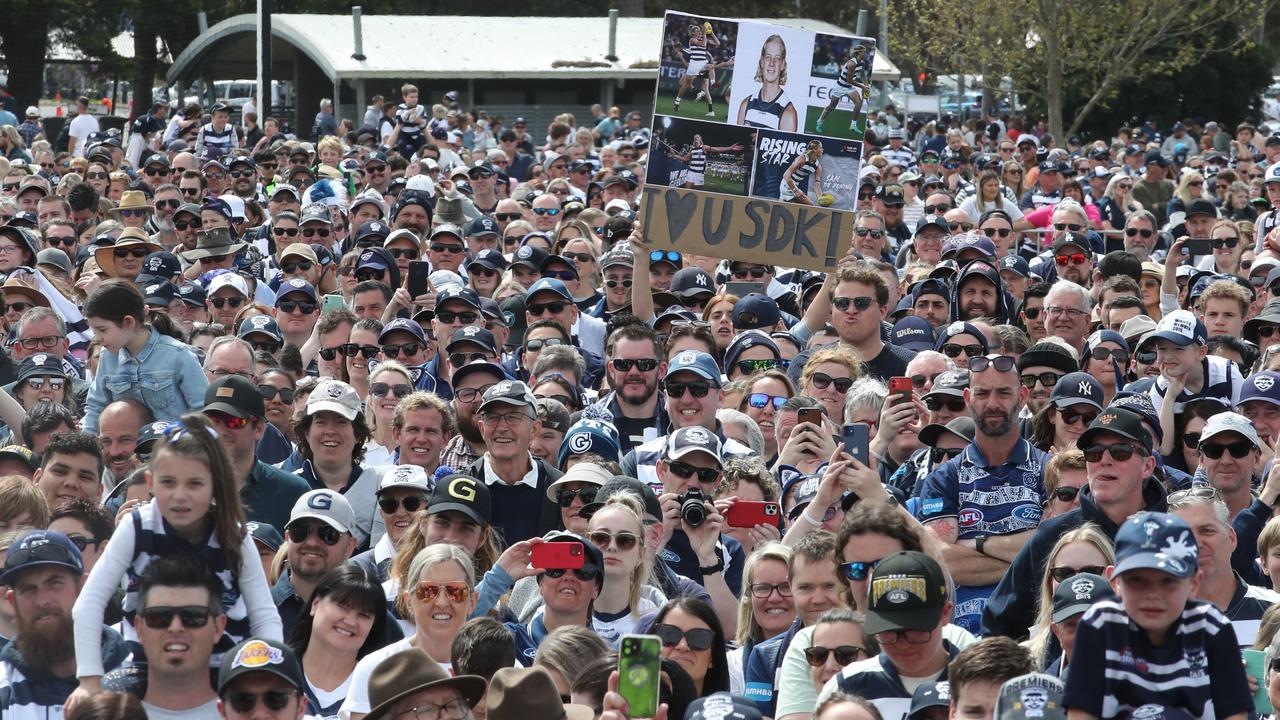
[1167,170,1206,218]
[799,346,861,424]
[534,625,612,699]
[1098,172,1144,230]
[960,169,1025,223]
[1001,161,1026,200]
[363,360,413,465]
[1026,523,1115,670]
[727,543,795,695]
[585,492,664,643]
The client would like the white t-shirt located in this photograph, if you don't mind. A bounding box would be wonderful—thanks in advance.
[69,113,100,157]
[143,698,220,720]
[339,639,451,720]
[308,673,353,720]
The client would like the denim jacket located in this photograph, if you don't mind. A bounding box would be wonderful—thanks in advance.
[81,328,209,433]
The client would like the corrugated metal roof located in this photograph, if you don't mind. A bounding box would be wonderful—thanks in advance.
[167,14,900,83]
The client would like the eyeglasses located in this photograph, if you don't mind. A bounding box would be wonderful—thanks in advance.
[301,228,331,238]
[942,343,984,359]
[454,383,495,404]
[153,198,181,210]
[809,372,854,393]
[1049,565,1107,583]
[738,359,784,375]
[396,699,470,720]
[6,302,32,314]
[1058,407,1098,426]
[982,227,1013,238]
[532,207,561,216]
[749,582,793,599]
[1124,227,1154,238]
[1045,306,1088,318]
[612,358,658,372]
[1089,347,1129,365]
[968,355,1017,373]
[832,296,874,312]
[528,302,568,316]
[1082,442,1147,462]
[1055,253,1088,266]
[652,623,714,651]
[930,447,964,464]
[1050,486,1080,503]
[24,377,65,391]
[731,266,768,279]
[18,335,62,350]
[209,296,245,310]
[853,227,885,239]
[414,581,471,603]
[543,566,601,581]
[281,261,313,274]
[114,247,149,259]
[556,488,598,507]
[1201,441,1254,459]
[379,495,427,514]
[429,243,462,255]
[226,690,297,714]
[370,382,413,399]
[286,523,344,545]
[1211,236,1240,249]
[924,396,966,413]
[272,228,301,240]
[589,530,639,551]
[64,534,102,552]
[563,252,594,264]
[603,277,633,290]
[747,392,787,409]
[258,385,295,403]
[1134,349,1157,364]
[665,460,720,485]
[804,645,868,667]
[1021,307,1041,320]
[839,559,881,581]
[141,605,214,629]
[663,380,712,398]
[543,270,576,282]
[1020,372,1062,389]
[525,338,564,352]
[44,236,77,248]
[875,628,933,645]
[436,311,479,324]
[85,172,109,180]
[381,343,422,359]
[174,219,201,231]
[481,410,530,426]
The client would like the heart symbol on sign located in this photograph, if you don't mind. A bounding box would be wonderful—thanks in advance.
[664,190,698,243]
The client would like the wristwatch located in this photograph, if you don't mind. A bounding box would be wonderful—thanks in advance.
[975,534,988,555]
[699,555,725,576]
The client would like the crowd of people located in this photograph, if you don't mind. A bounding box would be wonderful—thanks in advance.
[3,85,1280,720]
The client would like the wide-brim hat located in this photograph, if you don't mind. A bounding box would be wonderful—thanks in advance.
[107,190,154,217]
[363,648,486,720]
[1,275,49,310]
[485,667,593,720]
[181,227,246,262]
[95,228,163,277]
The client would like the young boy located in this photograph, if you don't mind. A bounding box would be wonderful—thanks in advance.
[391,83,426,157]
[946,636,1034,720]
[1259,515,1280,593]
[1063,511,1251,720]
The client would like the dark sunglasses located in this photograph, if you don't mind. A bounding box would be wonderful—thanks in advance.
[929,447,963,464]
[605,278,633,289]
[381,343,422,359]
[612,358,658,372]
[832,296,874,312]
[924,396,966,412]
[809,372,853,393]
[543,567,600,582]
[1050,485,1080,503]
[1200,441,1253,459]
[1049,565,1107,583]
[525,338,564,352]
[804,645,868,667]
[1211,236,1239,249]
[301,227,331,238]
[982,227,1013,238]
[737,358,783,375]
[942,343,984,359]
[113,247,149,259]
[378,495,427,514]
[839,559,880,582]
[556,487,598,507]
[1082,442,1146,462]
[436,311,479,324]
[1057,407,1098,426]
[226,690,297,714]
[140,605,214,629]
[652,623,714,651]
[340,343,381,359]
[731,266,768,279]
[528,302,568,316]
[663,380,712,398]
[174,220,201,231]
[665,460,720,485]
[1124,227,1154,238]
[209,296,246,309]
[853,227,885,239]
[449,352,491,367]
[370,382,414,399]
[281,261,313,274]
[429,243,462,254]
[969,355,1016,373]
[1021,372,1062,389]
[258,385,295,403]
[278,300,318,314]
[286,523,343,545]
[1089,347,1129,365]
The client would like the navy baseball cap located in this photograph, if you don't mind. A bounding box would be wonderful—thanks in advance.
[465,216,499,238]
[908,682,951,720]
[934,321,988,353]
[380,318,427,344]
[1,530,84,585]
[999,255,1031,278]
[733,293,781,330]
[664,350,721,385]
[1049,372,1104,412]
[1240,371,1280,408]
[723,330,781,372]
[1077,407,1152,453]
[893,316,936,352]
[1050,573,1116,623]
[527,277,574,303]
[671,267,716,300]
[1113,511,1198,579]
[436,285,482,310]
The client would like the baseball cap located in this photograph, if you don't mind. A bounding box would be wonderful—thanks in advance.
[287,490,355,534]
[915,214,950,235]
[208,272,249,297]
[0,530,84,585]
[1049,372,1104,412]
[511,244,549,270]
[998,255,1031,278]
[1112,511,1198,579]
[671,267,715,300]
[528,277,574,303]
[1076,407,1153,454]
[733,294,781,330]
[685,693,763,720]
[307,379,362,421]
[1185,198,1217,218]
[204,375,265,420]
[892,316,936,352]
[922,369,969,400]
[934,321,988,353]
[1198,410,1263,449]
[723,331,780,372]
[942,233,997,260]
[478,379,538,416]
[1051,232,1091,255]
[428,474,492,525]
[238,314,282,344]
[664,350,721,384]
[379,318,428,344]
[917,416,976,447]
[908,682,951,720]
[450,360,507,390]
[557,419,621,467]
[1050,573,1115,623]
[665,426,723,466]
[447,326,497,356]
[377,465,433,495]
[992,674,1066,720]
[600,249,633,270]
[863,551,949,635]
[1149,309,1207,347]
[876,184,905,206]
[16,354,67,384]
[246,522,284,552]
[1240,371,1280,408]
[535,397,572,435]
[1119,315,1158,345]
[218,638,305,694]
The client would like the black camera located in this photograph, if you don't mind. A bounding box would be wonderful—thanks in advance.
[679,489,707,528]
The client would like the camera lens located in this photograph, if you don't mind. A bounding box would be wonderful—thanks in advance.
[680,490,706,528]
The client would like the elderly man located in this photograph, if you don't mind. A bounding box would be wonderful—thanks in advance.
[1042,281,1092,357]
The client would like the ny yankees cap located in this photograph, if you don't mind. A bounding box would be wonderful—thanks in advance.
[1049,372,1104,412]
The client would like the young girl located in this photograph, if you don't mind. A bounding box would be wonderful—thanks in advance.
[71,412,282,702]
[80,280,209,434]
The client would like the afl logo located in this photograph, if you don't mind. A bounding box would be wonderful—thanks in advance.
[958,508,983,527]
[885,589,910,604]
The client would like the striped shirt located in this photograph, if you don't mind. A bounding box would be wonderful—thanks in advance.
[195,122,239,155]
[1063,598,1252,720]
[743,89,792,130]
[689,147,707,173]
[790,158,818,186]
[1223,574,1280,647]
[684,41,710,64]
[1148,355,1243,414]
[836,61,855,87]
[820,641,960,720]
[0,627,129,720]
[881,146,917,169]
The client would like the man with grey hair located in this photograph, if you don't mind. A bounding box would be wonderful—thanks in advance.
[1168,485,1279,647]
[6,308,89,404]
[851,210,889,262]
[1122,210,1160,261]
[1042,280,1093,356]
[904,350,952,396]
[716,409,765,458]
[202,336,295,467]
[313,99,338,140]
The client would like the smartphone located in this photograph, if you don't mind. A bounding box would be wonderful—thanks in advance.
[531,542,585,570]
[618,635,662,719]
[1244,649,1273,714]
[797,407,822,427]
[725,501,781,528]
[725,281,766,298]
[321,293,345,314]
[843,423,870,465]
[889,376,913,403]
[407,260,431,299]
[1184,237,1213,256]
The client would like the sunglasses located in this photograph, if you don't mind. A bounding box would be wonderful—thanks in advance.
[64,534,101,553]
[650,250,682,264]
[1050,486,1080,503]
[114,247,149,259]
[556,488,598,507]
[588,530,639,551]
[1022,307,1041,320]
[1055,253,1088,266]
[258,385,294,403]
[206,411,250,430]
[378,495,427,514]
[930,447,964,464]
[273,227,300,237]
[1021,372,1062,389]
[225,691,297,714]
[942,343,984,359]
[281,261,313,274]
[922,203,951,214]
[809,372,853,392]
[45,236,77,248]
[663,380,712,398]
[414,581,471,603]
[738,359,784,375]
[1211,236,1239,249]
[832,296,874,312]
[982,227,1013,238]
[543,270,576,282]
[1057,407,1097,426]
[381,343,422,359]
[496,212,522,221]
[370,382,413,399]
[731,266,768,279]
[301,228,331,238]
[1050,565,1107,583]
[286,523,344,545]
[652,623,714,651]
[665,460,720,485]
[924,396,966,412]
[853,227,885,239]
[1201,441,1254,459]
[804,645,868,667]
[563,252,594,263]
[141,605,214,629]
[429,243,461,254]
[24,377,65,391]
[839,559,881,582]
[528,302,568,316]
[1124,227,1154,238]
[1053,223,1085,233]
[525,338,564,352]
[969,355,1016,373]
[278,300,318,314]
[747,392,787,409]
[1089,348,1129,365]
[544,567,601,581]
[532,207,561,216]
[612,358,658,372]
[174,219,202,231]
[436,311,479,324]
[209,296,245,310]
[1082,443,1146,463]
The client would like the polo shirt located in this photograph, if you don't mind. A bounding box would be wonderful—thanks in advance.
[242,460,312,533]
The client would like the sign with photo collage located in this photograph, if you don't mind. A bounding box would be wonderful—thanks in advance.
[641,12,874,272]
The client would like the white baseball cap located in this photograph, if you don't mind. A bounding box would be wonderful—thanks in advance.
[307,379,361,421]
[287,489,355,534]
